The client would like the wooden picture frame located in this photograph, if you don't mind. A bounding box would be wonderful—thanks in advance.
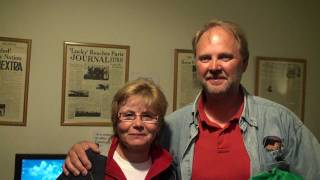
[61,41,129,126]
[0,37,31,126]
[173,49,202,111]
[255,56,306,121]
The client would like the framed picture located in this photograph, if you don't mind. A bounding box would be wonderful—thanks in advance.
[61,41,130,126]
[255,56,306,121]
[173,49,202,111]
[0,37,31,126]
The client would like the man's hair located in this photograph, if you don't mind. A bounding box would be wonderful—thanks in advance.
[192,19,249,63]
[111,78,168,141]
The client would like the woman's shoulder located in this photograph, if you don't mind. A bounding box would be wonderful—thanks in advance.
[56,150,107,180]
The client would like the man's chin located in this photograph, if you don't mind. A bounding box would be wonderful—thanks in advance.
[203,84,228,95]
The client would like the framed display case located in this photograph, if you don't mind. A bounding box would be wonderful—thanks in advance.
[0,37,31,126]
[173,49,202,110]
[61,41,129,126]
[255,56,306,120]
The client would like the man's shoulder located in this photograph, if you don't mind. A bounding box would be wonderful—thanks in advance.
[246,94,303,126]
[243,87,291,112]
[166,104,194,121]
[249,95,294,113]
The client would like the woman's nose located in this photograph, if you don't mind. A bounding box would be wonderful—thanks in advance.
[132,115,144,127]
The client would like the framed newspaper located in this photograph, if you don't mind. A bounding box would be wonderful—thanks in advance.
[0,37,31,126]
[173,49,202,111]
[61,41,130,126]
[255,56,306,121]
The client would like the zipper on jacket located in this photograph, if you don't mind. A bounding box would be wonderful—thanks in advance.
[89,171,94,180]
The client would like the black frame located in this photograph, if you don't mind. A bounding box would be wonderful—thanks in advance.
[14,153,66,180]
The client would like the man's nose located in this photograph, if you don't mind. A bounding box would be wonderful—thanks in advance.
[209,59,221,71]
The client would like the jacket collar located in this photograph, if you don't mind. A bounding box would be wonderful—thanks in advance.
[105,136,173,179]
[105,137,126,179]
[190,85,258,128]
[190,91,202,126]
[241,86,258,128]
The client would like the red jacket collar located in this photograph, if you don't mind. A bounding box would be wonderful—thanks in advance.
[105,136,172,180]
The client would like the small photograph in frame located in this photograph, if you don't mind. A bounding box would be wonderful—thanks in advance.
[255,56,306,121]
[0,37,31,126]
[173,49,202,111]
[61,41,130,126]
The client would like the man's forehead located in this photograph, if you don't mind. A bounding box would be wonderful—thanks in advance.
[197,28,238,47]
[196,27,240,54]
[202,26,235,41]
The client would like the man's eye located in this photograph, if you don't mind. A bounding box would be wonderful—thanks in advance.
[198,55,211,62]
[218,53,234,61]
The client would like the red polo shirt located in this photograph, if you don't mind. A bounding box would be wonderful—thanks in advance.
[192,94,250,180]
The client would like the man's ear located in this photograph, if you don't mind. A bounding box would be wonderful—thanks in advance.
[242,59,248,73]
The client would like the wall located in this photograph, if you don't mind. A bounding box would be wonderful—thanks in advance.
[1,0,319,179]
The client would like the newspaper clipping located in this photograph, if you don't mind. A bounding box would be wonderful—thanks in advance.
[256,57,306,120]
[0,37,31,126]
[174,49,202,110]
[61,42,129,126]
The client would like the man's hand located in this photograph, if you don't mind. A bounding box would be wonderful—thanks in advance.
[62,141,100,176]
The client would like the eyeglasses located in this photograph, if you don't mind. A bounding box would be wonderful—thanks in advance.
[118,111,159,124]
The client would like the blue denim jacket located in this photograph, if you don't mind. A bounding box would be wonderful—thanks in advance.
[160,87,320,179]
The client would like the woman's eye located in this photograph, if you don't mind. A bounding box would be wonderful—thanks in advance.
[123,112,135,118]
[142,114,153,118]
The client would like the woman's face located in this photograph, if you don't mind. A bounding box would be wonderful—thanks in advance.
[116,95,160,152]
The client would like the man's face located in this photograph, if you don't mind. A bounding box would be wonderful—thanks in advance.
[195,27,247,97]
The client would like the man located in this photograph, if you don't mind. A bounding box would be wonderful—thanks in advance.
[63,19,320,179]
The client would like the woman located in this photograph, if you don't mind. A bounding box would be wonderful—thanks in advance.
[58,78,176,180]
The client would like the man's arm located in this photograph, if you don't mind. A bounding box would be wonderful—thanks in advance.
[287,124,320,179]
[63,141,99,176]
